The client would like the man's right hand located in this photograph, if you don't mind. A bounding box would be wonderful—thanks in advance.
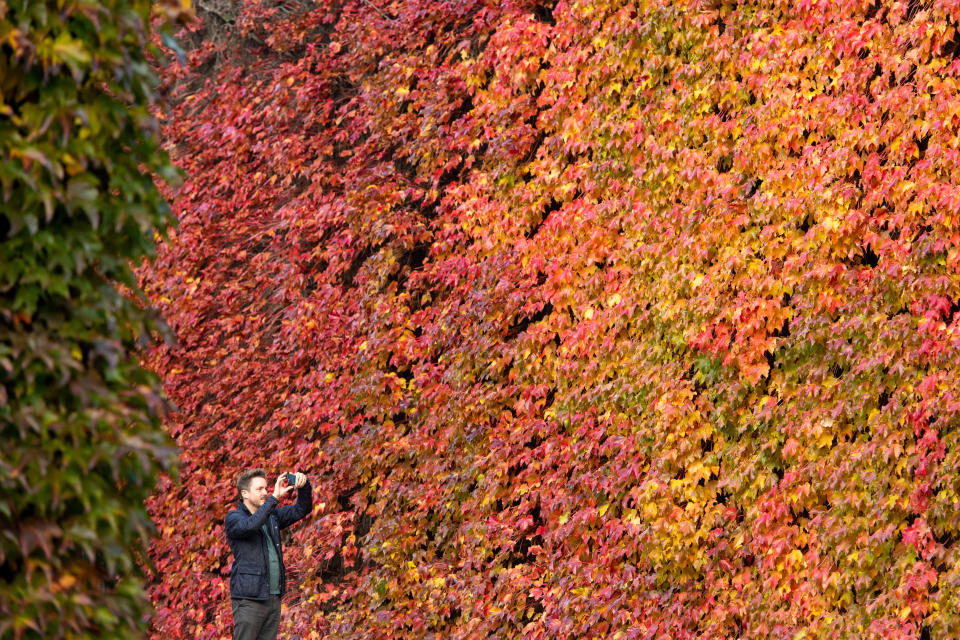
[273,475,295,500]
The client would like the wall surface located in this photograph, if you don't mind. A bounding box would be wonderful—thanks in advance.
[142,1,960,637]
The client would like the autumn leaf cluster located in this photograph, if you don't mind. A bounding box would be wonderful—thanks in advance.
[142,0,960,638]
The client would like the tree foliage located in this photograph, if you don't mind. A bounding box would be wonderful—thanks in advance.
[143,0,960,637]
[0,0,184,637]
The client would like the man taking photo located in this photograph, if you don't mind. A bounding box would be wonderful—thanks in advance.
[226,469,313,640]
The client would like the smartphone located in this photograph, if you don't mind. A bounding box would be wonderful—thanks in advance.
[285,472,297,486]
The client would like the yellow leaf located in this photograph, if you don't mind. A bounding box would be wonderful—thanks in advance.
[52,34,91,65]
[788,549,804,566]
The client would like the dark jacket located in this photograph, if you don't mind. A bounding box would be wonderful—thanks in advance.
[225,480,312,600]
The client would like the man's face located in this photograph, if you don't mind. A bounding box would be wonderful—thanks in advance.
[243,477,269,508]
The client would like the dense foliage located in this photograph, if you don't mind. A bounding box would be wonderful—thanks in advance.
[0,0,186,637]
[143,0,960,637]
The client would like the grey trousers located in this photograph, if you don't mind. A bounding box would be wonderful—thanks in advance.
[232,596,281,640]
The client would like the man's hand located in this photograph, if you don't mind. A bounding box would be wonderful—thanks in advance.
[273,475,295,500]
[293,472,307,488]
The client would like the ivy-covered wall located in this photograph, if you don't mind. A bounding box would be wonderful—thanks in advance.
[143,0,960,638]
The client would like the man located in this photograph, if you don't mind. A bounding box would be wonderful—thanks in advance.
[225,469,313,640]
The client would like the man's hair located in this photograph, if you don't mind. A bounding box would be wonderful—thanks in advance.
[237,468,266,499]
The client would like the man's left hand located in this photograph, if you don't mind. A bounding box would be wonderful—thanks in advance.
[294,472,307,488]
